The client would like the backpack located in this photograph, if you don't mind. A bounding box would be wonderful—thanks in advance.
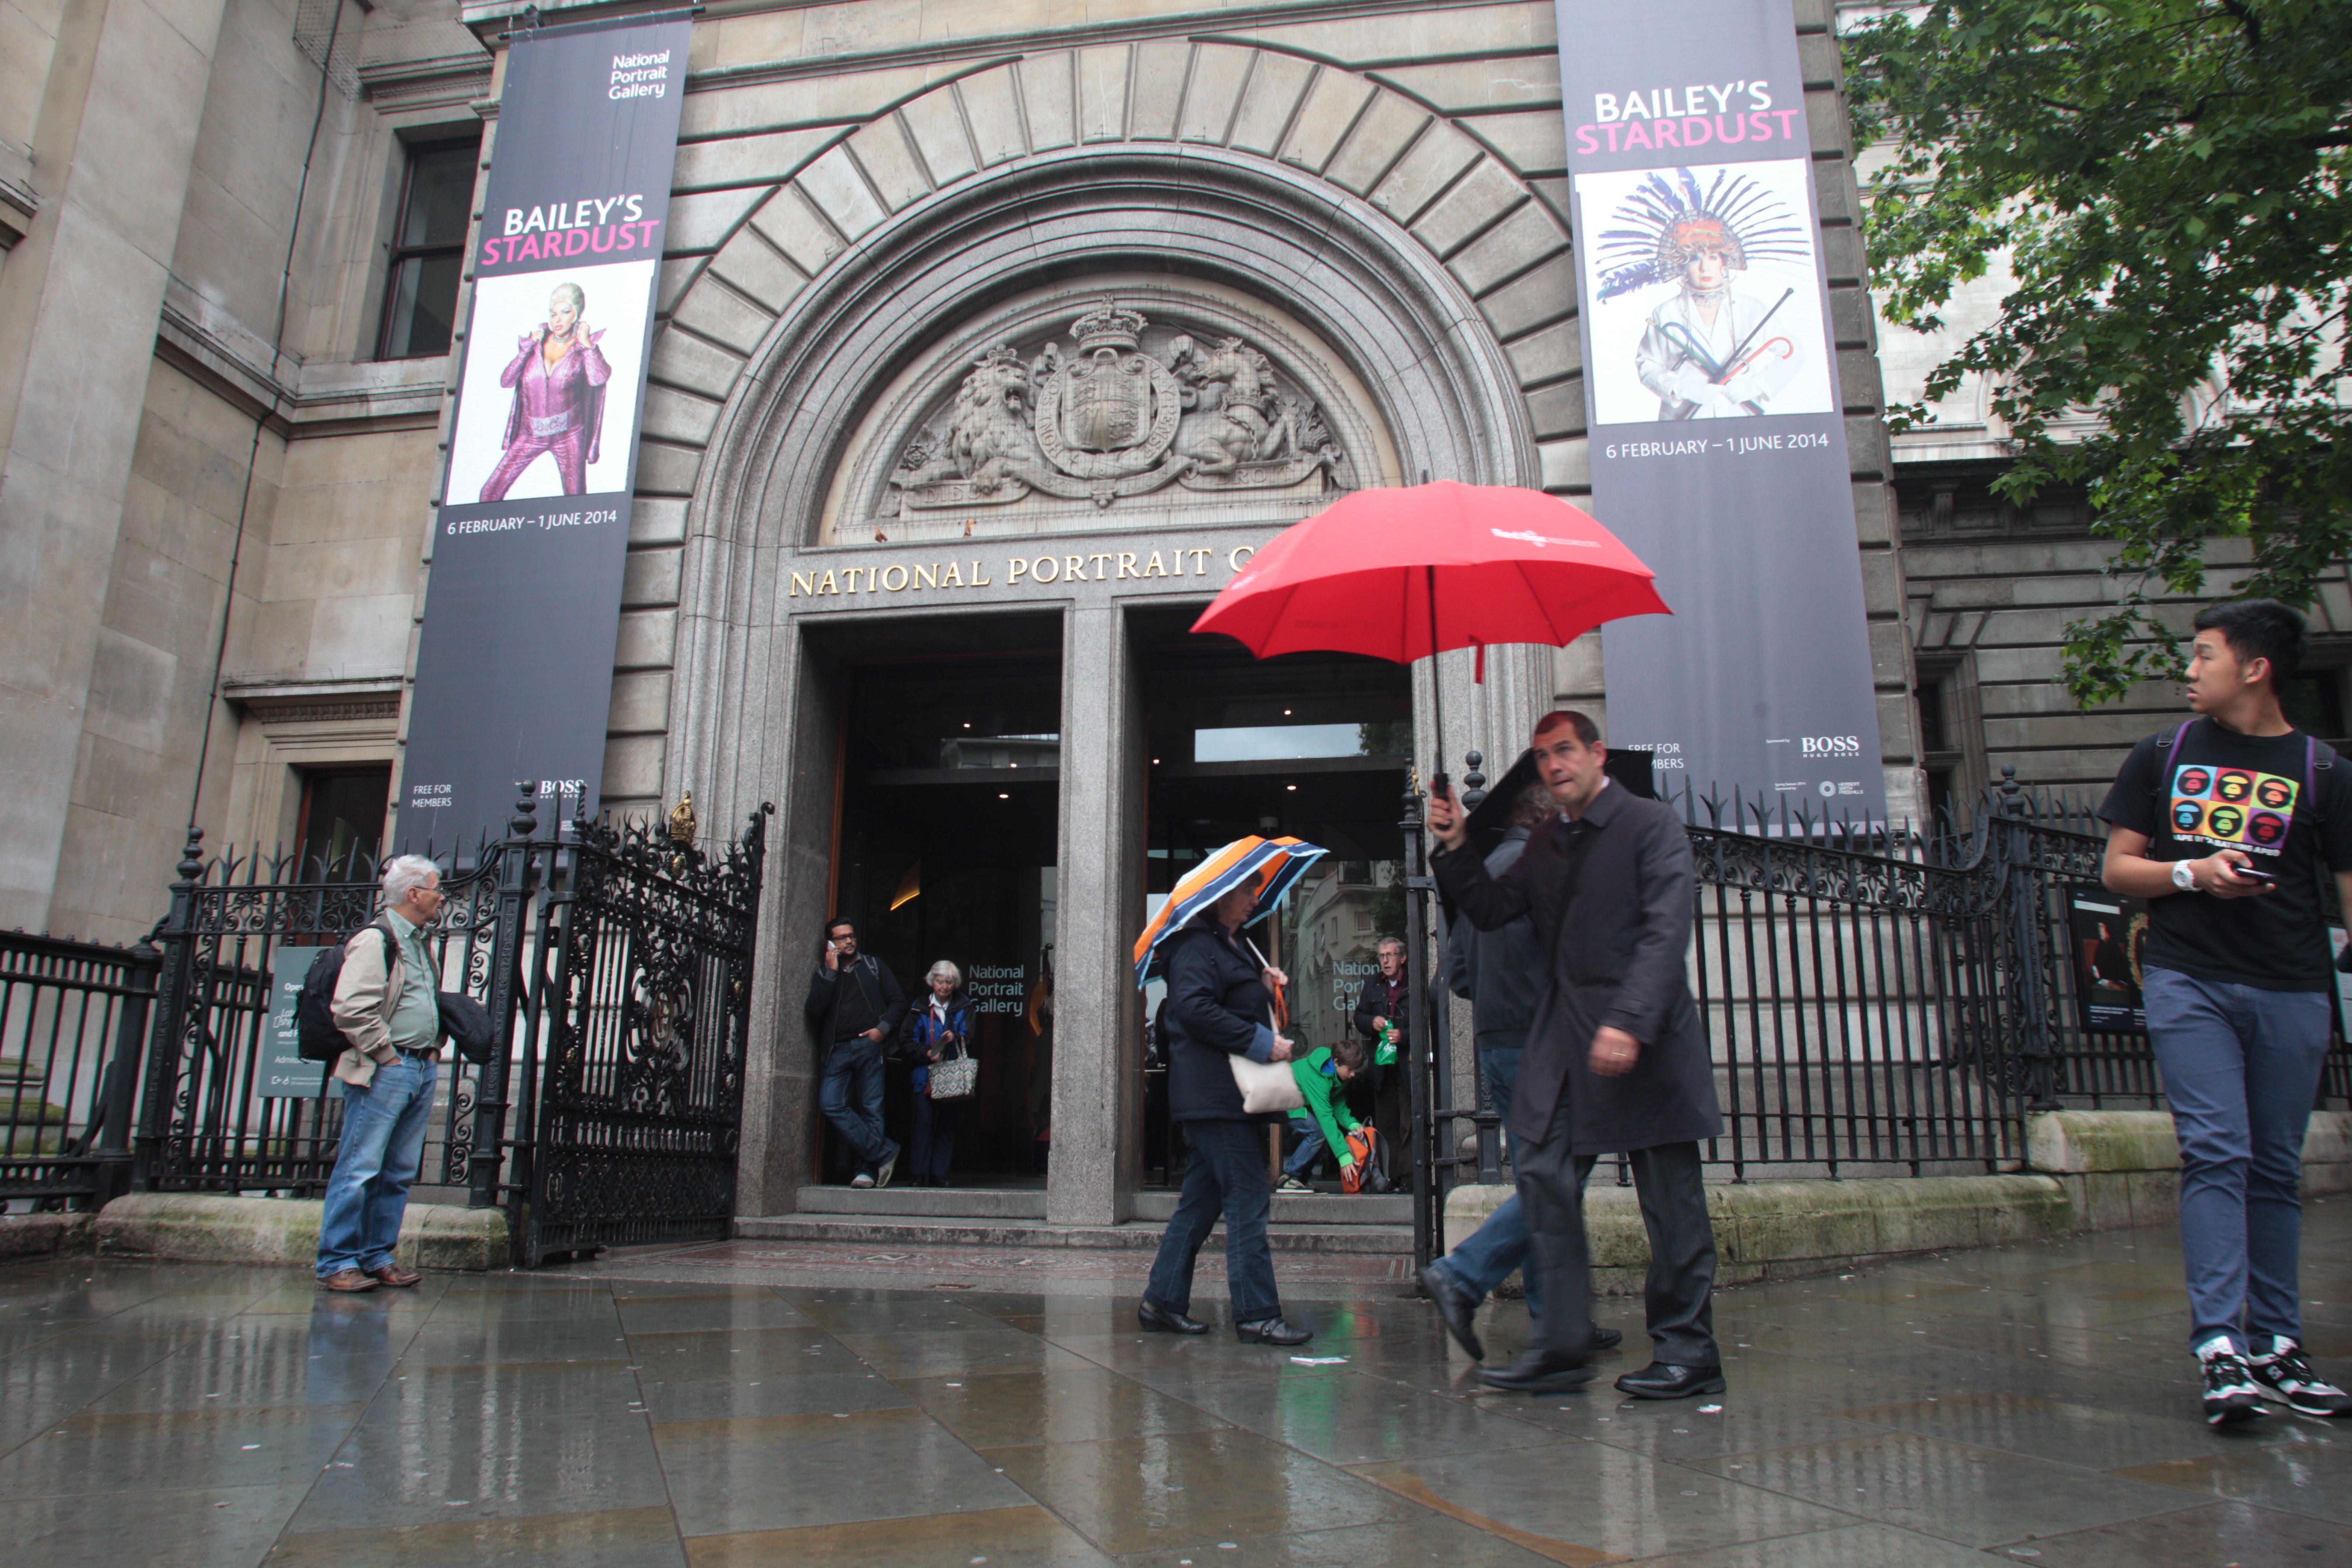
[295,923,395,1063]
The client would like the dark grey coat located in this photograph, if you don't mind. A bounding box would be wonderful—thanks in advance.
[1444,827,1545,1049]
[1432,782,1721,1155]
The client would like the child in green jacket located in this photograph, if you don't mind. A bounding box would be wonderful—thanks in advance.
[1277,1035,1366,1191]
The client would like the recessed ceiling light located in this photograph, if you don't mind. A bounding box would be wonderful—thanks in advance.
[1286,783,1297,791]
[962,722,971,728]
[998,792,1009,799]
[1284,708,1293,715]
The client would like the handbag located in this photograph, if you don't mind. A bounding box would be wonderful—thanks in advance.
[1228,1051,1304,1114]
[928,1042,979,1100]
[1231,933,1305,1114]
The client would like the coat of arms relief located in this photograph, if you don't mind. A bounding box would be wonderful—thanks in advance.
[890,301,1345,512]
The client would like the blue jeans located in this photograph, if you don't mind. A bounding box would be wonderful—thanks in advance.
[910,1084,958,1182]
[820,1039,895,1173]
[316,1054,438,1277]
[1282,1118,1330,1179]
[2144,968,2332,1352]
[1430,1045,1541,1316]
[1147,1119,1281,1325]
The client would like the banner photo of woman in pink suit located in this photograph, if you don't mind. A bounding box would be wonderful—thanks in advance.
[479,280,610,500]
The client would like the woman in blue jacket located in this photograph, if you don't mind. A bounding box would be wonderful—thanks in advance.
[906,961,972,1188]
[1139,887,1313,1346]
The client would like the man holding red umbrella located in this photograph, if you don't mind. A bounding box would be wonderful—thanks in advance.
[1428,710,1725,1399]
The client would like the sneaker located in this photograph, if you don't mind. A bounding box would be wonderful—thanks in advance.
[876,1148,899,1189]
[1277,1176,1312,1193]
[2198,1339,2266,1427]
[849,1172,875,1189]
[2249,1337,2352,1417]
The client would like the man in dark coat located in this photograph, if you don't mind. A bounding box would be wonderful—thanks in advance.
[1430,710,1724,1399]
[803,916,909,1188]
[1350,936,1411,1165]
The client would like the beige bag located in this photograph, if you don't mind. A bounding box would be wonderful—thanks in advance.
[1229,932,1305,1114]
[1228,1051,1304,1115]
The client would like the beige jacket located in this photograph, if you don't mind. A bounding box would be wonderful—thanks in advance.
[328,921,408,1088]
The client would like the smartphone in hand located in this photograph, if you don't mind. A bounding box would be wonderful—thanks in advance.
[2230,864,2276,885]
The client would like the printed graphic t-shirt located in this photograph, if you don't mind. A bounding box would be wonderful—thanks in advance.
[2099,719,2352,992]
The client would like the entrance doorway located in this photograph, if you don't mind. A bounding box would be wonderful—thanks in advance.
[1133,607,1412,1189]
[828,636,1061,1185]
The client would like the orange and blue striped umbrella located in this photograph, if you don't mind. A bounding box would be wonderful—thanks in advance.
[1133,835,1327,988]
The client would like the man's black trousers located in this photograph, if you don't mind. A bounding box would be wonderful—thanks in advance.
[1516,1096,1719,1367]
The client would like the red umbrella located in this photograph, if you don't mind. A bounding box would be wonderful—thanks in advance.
[1192,481,1669,789]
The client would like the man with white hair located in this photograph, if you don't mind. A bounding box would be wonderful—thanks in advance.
[315,853,447,1292]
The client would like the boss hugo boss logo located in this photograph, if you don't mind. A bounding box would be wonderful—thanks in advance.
[1800,735,1865,757]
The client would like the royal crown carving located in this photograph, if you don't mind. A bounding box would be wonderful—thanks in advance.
[890,299,1344,511]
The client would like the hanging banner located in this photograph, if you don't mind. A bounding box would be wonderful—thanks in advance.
[398,13,691,846]
[1554,0,1885,824]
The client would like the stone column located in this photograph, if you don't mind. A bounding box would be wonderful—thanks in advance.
[0,0,232,929]
[1048,602,1144,1227]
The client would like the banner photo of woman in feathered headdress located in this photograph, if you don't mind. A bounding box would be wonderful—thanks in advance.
[1575,160,1837,425]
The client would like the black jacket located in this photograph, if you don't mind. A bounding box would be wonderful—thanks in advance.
[803,954,908,1055]
[1160,923,1280,1123]
[1433,783,1721,1155]
[1444,826,1546,1049]
[1352,972,1408,1048]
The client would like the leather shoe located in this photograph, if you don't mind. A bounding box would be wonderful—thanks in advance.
[1590,1325,1624,1352]
[318,1269,377,1293]
[1235,1317,1313,1346]
[1420,1264,1485,1361]
[1615,1361,1727,1399]
[369,1263,422,1288]
[1477,1349,1594,1394]
[1137,1300,1207,1336]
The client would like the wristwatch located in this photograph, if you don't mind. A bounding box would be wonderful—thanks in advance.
[2171,859,2197,892]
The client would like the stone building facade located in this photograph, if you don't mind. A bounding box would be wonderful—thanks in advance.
[7,0,2312,1220]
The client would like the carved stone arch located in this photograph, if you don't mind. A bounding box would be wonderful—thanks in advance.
[647,45,1586,818]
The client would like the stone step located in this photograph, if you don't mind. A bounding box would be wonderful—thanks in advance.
[736,1213,1413,1254]
[794,1185,1412,1226]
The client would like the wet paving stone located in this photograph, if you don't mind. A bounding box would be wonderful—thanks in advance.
[0,1197,2345,1563]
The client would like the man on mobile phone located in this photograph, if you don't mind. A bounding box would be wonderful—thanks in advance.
[804,917,908,1189]
[2100,599,2352,1425]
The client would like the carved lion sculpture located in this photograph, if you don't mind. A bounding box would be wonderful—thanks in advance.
[923,346,1036,493]
[1165,334,1293,471]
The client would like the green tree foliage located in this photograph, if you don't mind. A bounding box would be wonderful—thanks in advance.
[1843,1,2352,702]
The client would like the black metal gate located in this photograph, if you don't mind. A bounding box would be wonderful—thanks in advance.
[510,809,770,1265]
[126,787,769,1267]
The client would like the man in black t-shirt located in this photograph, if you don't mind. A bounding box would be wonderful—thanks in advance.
[2099,599,2352,1426]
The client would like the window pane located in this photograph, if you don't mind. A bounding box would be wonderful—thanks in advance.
[380,252,462,358]
[298,767,391,883]
[400,142,478,248]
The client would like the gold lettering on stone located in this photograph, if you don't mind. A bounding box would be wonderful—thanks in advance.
[1008,558,1028,583]
[1228,545,1255,572]
[1065,555,1086,582]
[791,571,815,597]
[818,570,839,594]
[1144,551,1168,577]
[1191,548,1213,574]
[1117,552,1140,579]
[943,561,964,587]
[970,559,992,584]
[881,564,910,591]
[916,563,939,589]
[1090,553,1111,580]
[1033,556,1060,583]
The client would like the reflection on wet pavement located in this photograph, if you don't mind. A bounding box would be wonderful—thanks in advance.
[0,1198,2346,1564]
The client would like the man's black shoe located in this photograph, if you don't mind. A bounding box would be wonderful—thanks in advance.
[1614,1362,1726,1399]
[1137,1300,1207,1335]
[1419,1265,1485,1361]
[1235,1317,1313,1346]
[1478,1350,1595,1394]
[1590,1325,1624,1353]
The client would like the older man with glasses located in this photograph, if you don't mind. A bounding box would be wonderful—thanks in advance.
[315,854,448,1293]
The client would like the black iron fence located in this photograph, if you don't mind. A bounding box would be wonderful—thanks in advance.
[1406,762,2352,1264]
[1,788,770,1269]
